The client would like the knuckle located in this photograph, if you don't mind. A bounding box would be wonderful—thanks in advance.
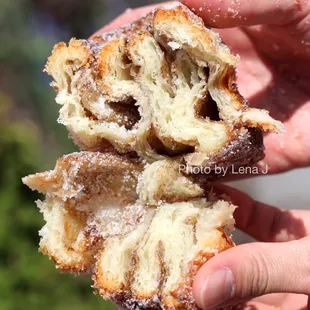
[243,248,270,297]
[295,237,310,294]
[298,236,310,265]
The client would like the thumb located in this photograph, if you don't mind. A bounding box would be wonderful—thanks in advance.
[181,0,308,27]
[193,237,310,309]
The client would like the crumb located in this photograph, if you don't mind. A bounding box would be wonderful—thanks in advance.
[293,130,302,139]
[227,7,239,18]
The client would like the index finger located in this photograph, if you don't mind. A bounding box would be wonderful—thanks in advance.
[215,184,310,242]
[91,2,174,38]
[181,0,307,27]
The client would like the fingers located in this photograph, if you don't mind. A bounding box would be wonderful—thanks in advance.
[90,2,174,38]
[181,0,308,27]
[249,293,309,309]
[193,237,310,309]
[215,184,310,242]
[91,0,307,37]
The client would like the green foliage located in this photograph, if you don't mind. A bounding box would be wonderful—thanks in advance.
[0,97,116,310]
[0,0,117,308]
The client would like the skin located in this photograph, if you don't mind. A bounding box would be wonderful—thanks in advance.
[92,1,310,309]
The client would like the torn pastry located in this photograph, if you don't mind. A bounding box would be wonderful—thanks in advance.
[45,2,283,168]
[23,2,285,310]
[138,159,208,206]
[95,200,235,310]
[23,152,236,309]
[23,152,145,272]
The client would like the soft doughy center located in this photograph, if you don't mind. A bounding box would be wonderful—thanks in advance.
[95,200,235,309]
[129,33,229,157]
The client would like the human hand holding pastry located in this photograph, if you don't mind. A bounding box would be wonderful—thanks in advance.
[22,1,310,309]
[193,184,310,310]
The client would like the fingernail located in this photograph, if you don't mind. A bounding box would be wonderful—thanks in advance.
[200,268,235,310]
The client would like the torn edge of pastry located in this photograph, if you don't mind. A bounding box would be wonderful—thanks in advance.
[94,200,235,310]
[45,2,284,167]
[23,152,236,309]
[22,152,145,272]
[138,159,209,206]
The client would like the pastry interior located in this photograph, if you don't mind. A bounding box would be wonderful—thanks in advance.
[45,3,283,167]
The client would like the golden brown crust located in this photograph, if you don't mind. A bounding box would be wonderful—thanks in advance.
[38,199,100,273]
[23,151,236,309]
[23,151,143,200]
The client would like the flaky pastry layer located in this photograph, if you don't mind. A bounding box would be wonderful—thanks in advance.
[45,2,283,169]
[23,152,236,309]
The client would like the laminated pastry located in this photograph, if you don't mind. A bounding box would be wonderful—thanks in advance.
[23,152,236,309]
[23,2,284,310]
[23,152,145,272]
[45,2,283,168]
[138,159,208,206]
[94,201,235,310]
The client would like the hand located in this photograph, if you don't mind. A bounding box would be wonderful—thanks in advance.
[192,184,310,309]
[92,0,310,175]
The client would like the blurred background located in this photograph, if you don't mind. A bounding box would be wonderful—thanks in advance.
[0,0,309,309]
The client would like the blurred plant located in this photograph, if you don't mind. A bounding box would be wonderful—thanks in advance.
[0,94,117,309]
[0,0,118,308]
[0,0,166,308]
[0,0,79,167]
